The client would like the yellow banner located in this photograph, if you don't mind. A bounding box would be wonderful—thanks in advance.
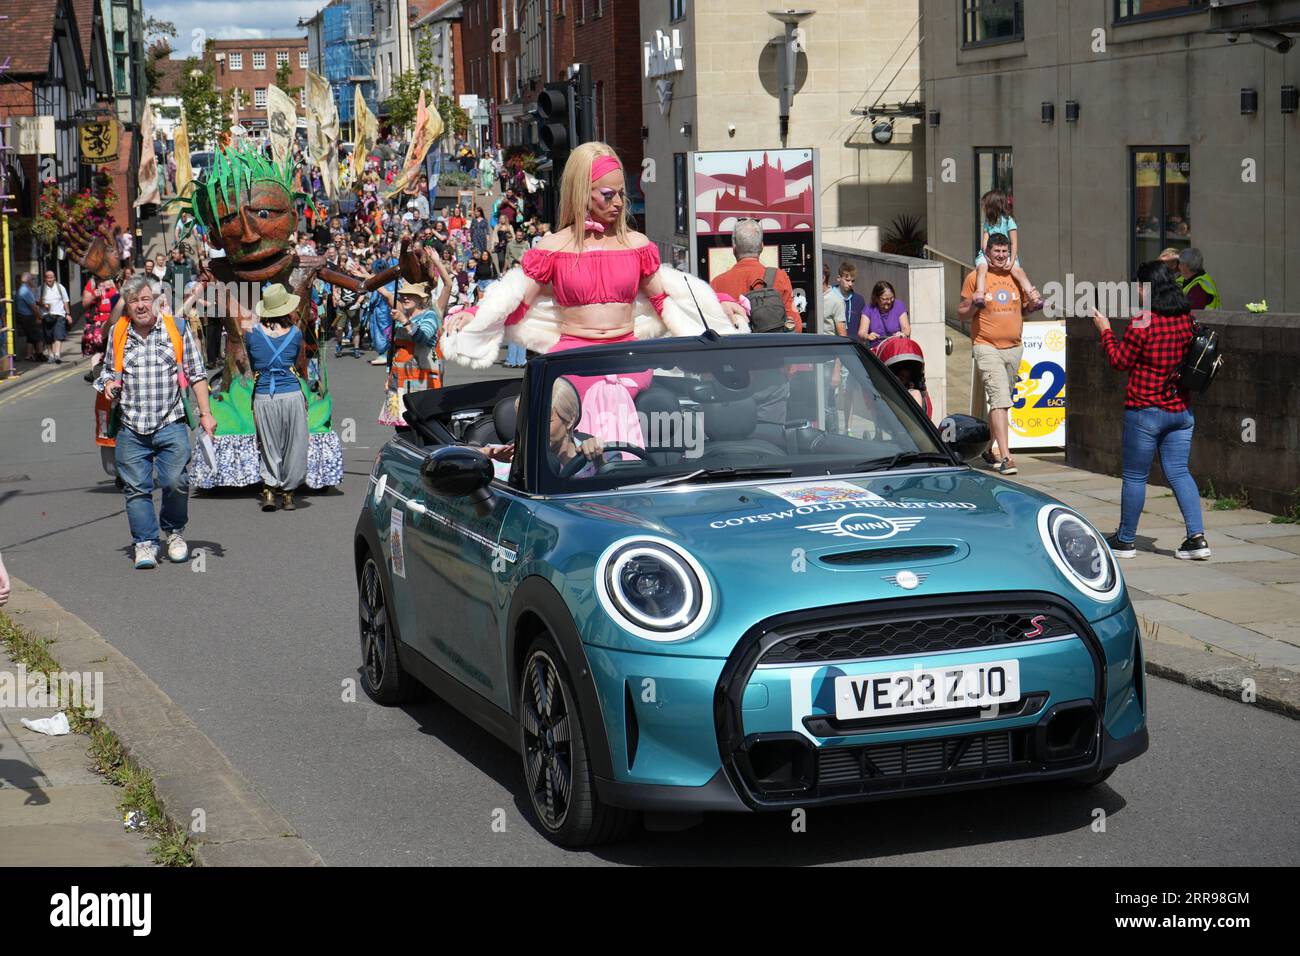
[385,90,443,198]
[267,84,297,165]
[135,102,161,206]
[353,85,378,181]
[305,71,339,200]
[174,114,193,197]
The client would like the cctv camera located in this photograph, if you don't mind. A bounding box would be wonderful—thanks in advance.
[727,123,736,136]
[1250,29,1294,53]
[1226,32,1239,44]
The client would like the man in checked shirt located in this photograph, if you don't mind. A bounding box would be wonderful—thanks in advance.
[95,277,217,570]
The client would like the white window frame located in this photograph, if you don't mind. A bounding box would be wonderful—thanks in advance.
[228,52,243,70]
[252,51,266,70]
[299,50,309,69]
[254,87,267,109]
[277,51,289,68]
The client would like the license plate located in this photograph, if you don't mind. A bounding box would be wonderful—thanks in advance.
[834,660,1021,720]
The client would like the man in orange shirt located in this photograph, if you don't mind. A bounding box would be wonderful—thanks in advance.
[957,233,1024,475]
[710,220,801,332]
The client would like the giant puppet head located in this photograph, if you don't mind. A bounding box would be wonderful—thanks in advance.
[176,143,314,283]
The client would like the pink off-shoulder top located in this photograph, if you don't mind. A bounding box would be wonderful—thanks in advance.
[521,244,661,308]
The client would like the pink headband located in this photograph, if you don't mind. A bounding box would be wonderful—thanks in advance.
[590,154,622,182]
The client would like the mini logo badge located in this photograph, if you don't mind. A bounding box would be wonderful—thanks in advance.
[884,570,927,590]
[798,513,925,541]
[1024,614,1047,639]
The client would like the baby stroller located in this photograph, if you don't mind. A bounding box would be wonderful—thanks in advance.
[874,336,933,421]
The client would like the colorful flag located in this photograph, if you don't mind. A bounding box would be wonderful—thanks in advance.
[353,84,378,181]
[385,89,443,198]
[174,113,193,196]
[134,102,160,207]
[266,84,297,164]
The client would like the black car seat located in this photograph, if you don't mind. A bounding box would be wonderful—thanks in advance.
[634,385,684,466]
[462,397,518,447]
[699,397,786,462]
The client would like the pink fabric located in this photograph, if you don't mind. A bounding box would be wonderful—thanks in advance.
[590,154,623,182]
[577,375,646,450]
[521,245,660,307]
[505,301,529,326]
[649,292,668,316]
[583,218,607,234]
[548,332,653,403]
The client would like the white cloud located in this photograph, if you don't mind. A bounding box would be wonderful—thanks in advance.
[147,0,322,52]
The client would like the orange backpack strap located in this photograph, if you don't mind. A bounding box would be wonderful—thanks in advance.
[111,319,130,375]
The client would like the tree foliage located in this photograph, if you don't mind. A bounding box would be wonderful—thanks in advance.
[178,58,233,149]
[275,62,302,101]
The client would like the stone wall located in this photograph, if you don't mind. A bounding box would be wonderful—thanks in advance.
[1066,311,1300,517]
[824,244,947,424]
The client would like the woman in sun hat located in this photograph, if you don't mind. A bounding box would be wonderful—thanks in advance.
[248,283,310,511]
[377,252,452,426]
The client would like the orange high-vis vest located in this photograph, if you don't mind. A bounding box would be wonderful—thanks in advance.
[110,312,188,387]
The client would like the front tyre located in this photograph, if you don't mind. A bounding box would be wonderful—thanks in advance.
[358,555,420,705]
[519,636,635,847]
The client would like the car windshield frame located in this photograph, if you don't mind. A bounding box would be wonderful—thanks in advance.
[517,334,957,497]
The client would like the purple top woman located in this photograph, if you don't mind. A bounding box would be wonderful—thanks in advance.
[861,280,911,347]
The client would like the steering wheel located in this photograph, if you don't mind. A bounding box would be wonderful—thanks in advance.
[557,442,655,479]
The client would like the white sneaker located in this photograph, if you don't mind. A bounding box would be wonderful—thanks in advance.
[134,542,159,570]
[165,532,189,563]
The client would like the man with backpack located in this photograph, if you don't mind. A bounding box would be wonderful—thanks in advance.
[94,276,216,570]
[710,220,802,333]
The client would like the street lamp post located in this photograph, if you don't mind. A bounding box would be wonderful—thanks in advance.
[768,9,815,147]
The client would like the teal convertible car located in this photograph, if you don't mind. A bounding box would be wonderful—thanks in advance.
[354,332,1148,846]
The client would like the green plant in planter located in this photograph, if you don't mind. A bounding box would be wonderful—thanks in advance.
[881,214,927,258]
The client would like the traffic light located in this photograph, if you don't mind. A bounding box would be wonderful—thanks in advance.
[536,81,574,175]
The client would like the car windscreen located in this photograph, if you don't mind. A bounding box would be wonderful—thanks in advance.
[531,341,950,495]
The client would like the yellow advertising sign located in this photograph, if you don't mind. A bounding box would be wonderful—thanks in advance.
[1009,320,1067,450]
[79,118,120,165]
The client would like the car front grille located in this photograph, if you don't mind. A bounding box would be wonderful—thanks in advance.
[816,730,1019,789]
[759,610,1075,665]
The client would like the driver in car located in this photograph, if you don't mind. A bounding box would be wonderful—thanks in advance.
[481,377,607,478]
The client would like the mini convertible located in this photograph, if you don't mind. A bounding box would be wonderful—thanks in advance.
[354,332,1148,846]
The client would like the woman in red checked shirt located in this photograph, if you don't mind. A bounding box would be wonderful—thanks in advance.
[1092,260,1209,562]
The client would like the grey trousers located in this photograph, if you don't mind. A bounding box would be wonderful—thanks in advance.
[253,390,308,491]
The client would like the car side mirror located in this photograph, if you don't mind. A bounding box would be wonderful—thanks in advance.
[939,414,992,463]
[421,446,493,506]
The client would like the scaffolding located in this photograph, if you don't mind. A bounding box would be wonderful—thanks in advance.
[323,0,377,125]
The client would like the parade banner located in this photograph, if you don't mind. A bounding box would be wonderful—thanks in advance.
[689,148,820,329]
[306,71,339,200]
[352,85,378,181]
[266,84,297,165]
[174,114,193,197]
[78,116,120,166]
[385,89,442,199]
[134,102,161,207]
[1009,320,1067,450]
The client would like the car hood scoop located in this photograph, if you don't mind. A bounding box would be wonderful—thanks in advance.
[817,544,960,567]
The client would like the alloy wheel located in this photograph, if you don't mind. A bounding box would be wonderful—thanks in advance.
[359,559,387,689]
[521,650,574,830]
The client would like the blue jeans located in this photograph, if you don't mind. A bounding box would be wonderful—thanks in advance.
[114,422,192,544]
[506,342,527,366]
[1119,407,1203,542]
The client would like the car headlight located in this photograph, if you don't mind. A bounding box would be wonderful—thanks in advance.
[595,537,713,641]
[1037,506,1121,601]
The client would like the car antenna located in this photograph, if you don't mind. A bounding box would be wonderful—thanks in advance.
[682,275,709,330]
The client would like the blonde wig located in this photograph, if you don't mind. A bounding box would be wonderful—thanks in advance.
[557,141,632,252]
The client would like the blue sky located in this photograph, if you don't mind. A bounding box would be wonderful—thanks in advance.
[148,0,323,54]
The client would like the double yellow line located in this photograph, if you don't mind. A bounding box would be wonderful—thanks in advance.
[0,362,86,409]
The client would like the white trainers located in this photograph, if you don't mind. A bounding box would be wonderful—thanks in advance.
[134,542,159,570]
[165,532,189,563]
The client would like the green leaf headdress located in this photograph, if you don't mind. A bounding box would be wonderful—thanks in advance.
[168,142,316,242]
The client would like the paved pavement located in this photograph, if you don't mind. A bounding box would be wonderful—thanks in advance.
[0,642,156,866]
[1,333,1298,865]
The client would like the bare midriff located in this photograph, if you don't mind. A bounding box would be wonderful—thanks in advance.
[556,302,635,340]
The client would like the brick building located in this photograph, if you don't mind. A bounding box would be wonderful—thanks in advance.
[203,37,309,131]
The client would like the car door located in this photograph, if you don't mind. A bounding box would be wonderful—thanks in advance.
[401,471,531,713]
